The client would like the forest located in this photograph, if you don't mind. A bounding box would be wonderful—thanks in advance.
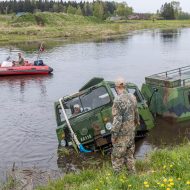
[0,0,190,20]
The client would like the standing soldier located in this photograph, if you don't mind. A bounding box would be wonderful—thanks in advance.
[111,78,140,174]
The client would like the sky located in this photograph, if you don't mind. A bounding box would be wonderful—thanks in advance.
[117,0,190,13]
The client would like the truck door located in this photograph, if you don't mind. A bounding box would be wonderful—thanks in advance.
[127,87,155,130]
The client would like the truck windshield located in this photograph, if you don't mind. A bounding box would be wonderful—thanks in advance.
[61,86,110,120]
[127,88,143,103]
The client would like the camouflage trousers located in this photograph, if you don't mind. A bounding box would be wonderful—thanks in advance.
[111,136,136,174]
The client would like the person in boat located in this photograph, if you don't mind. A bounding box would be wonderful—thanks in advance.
[12,52,24,66]
[111,77,140,175]
[73,104,81,116]
[17,52,24,66]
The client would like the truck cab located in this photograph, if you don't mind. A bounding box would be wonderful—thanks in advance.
[54,78,154,152]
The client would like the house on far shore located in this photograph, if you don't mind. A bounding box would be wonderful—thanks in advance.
[128,13,152,20]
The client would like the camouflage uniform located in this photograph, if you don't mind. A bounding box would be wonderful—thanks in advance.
[111,91,139,174]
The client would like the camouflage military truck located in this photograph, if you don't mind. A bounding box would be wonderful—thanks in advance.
[54,78,155,152]
[141,65,190,122]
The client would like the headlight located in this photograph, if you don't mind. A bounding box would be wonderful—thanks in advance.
[105,122,112,130]
[101,129,106,135]
[60,139,66,147]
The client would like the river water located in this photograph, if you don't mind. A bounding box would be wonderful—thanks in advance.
[0,28,190,180]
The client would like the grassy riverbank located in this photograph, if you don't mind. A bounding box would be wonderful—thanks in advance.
[35,143,190,190]
[0,13,190,45]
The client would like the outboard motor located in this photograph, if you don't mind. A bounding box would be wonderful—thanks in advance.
[34,59,44,66]
[48,67,53,73]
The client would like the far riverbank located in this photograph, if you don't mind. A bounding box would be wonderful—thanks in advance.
[0,13,190,45]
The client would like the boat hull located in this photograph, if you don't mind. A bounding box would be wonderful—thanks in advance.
[0,65,53,76]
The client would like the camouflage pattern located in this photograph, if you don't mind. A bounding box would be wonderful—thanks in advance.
[111,91,139,173]
[55,77,154,152]
[141,65,190,122]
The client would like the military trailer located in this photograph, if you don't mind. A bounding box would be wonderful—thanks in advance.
[54,78,155,152]
[141,65,190,122]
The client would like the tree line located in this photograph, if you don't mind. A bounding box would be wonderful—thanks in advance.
[0,0,189,20]
[0,0,133,20]
[158,1,190,20]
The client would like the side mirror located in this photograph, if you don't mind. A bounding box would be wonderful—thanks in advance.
[153,87,158,92]
[148,87,158,107]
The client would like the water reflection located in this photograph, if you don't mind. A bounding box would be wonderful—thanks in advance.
[0,40,65,53]
[147,118,190,147]
[94,35,130,44]
[135,117,190,159]
[0,74,53,96]
[160,29,181,42]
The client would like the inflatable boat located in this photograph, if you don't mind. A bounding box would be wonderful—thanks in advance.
[0,60,53,76]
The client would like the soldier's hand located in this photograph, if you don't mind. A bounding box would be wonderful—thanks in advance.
[111,137,116,144]
[135,120,140,126]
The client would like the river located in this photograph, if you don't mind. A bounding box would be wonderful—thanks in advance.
[0,28,190,181]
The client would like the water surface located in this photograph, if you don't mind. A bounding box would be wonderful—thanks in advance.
[0,28,190,179]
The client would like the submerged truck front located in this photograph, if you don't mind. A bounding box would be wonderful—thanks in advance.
[54,78,155,152]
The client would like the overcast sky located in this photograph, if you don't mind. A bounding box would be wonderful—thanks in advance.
[74,0,190,13]
[116,0,190,13]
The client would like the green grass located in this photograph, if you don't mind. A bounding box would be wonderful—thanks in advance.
[36,143,190,190]
[0,13,190,45]
[0,177,15,190]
